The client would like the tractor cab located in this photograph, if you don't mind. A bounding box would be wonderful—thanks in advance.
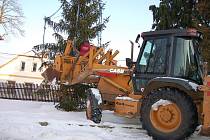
[127,29,204,94]
[125,29,210,139]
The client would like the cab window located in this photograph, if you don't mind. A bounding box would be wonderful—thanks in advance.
[137,38,168,74]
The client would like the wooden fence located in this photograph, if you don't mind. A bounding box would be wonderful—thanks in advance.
[0,82,89,110]
[0,82,60,102]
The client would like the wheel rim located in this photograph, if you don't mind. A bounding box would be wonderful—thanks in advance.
[86,99,92,120]
[150,103,182,133]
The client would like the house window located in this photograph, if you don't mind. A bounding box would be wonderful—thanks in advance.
[32,63,37,72]
[20,61,25,71]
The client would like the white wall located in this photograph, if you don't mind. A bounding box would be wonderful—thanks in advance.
[0,51,45,84]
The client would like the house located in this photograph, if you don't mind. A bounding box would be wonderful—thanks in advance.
[0,51,46,84]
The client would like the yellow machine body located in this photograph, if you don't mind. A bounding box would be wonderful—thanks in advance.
[43,39,210,136]
[200,75,210,136]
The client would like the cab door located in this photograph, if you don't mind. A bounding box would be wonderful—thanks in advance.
[132,37,170,93]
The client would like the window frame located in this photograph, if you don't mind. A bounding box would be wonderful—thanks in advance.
[136,37,169,75]
[20,61,26,71]
[32,63,37,72]
[171,36,203,84]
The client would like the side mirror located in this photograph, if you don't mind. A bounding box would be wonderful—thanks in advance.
[126,58,132,69]
[135,34,140,43]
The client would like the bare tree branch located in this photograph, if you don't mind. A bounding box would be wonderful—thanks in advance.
[0,0,24,37]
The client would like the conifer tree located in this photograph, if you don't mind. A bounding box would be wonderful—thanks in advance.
[34,0,109,55]
[196,0,210,70]
[149,0,197,30]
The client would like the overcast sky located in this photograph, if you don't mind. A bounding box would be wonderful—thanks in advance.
[0,0,159,65]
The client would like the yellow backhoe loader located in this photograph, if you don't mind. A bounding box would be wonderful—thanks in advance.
[42,28,210,140]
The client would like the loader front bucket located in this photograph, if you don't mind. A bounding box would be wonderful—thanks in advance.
[201,75,210,136]
[41,67,60,83]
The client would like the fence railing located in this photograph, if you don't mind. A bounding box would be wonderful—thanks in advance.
[0,82,60,102]
[0,82,89,110]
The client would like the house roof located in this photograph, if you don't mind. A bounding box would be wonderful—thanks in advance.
[0,51,42,69]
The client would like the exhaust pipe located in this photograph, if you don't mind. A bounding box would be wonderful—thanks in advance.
[129,40,134,62]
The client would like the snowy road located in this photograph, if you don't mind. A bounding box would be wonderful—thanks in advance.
[0,99,208,140]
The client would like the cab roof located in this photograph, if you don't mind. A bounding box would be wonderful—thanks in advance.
[141,28,203,39]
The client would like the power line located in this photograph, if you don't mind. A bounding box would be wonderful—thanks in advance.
[97,0,103,47]
[43,3,63,45]
[48,4,63,19]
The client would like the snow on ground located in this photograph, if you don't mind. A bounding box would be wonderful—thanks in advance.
[0,99,208,140]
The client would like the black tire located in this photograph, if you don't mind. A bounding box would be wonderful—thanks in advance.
[86,95,92,120]
[141,88,198,140]
[85,88,102,124]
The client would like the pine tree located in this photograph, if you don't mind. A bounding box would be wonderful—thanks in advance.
[34,0,109,56]
[149,0,197,30]
[196,0,210,71]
